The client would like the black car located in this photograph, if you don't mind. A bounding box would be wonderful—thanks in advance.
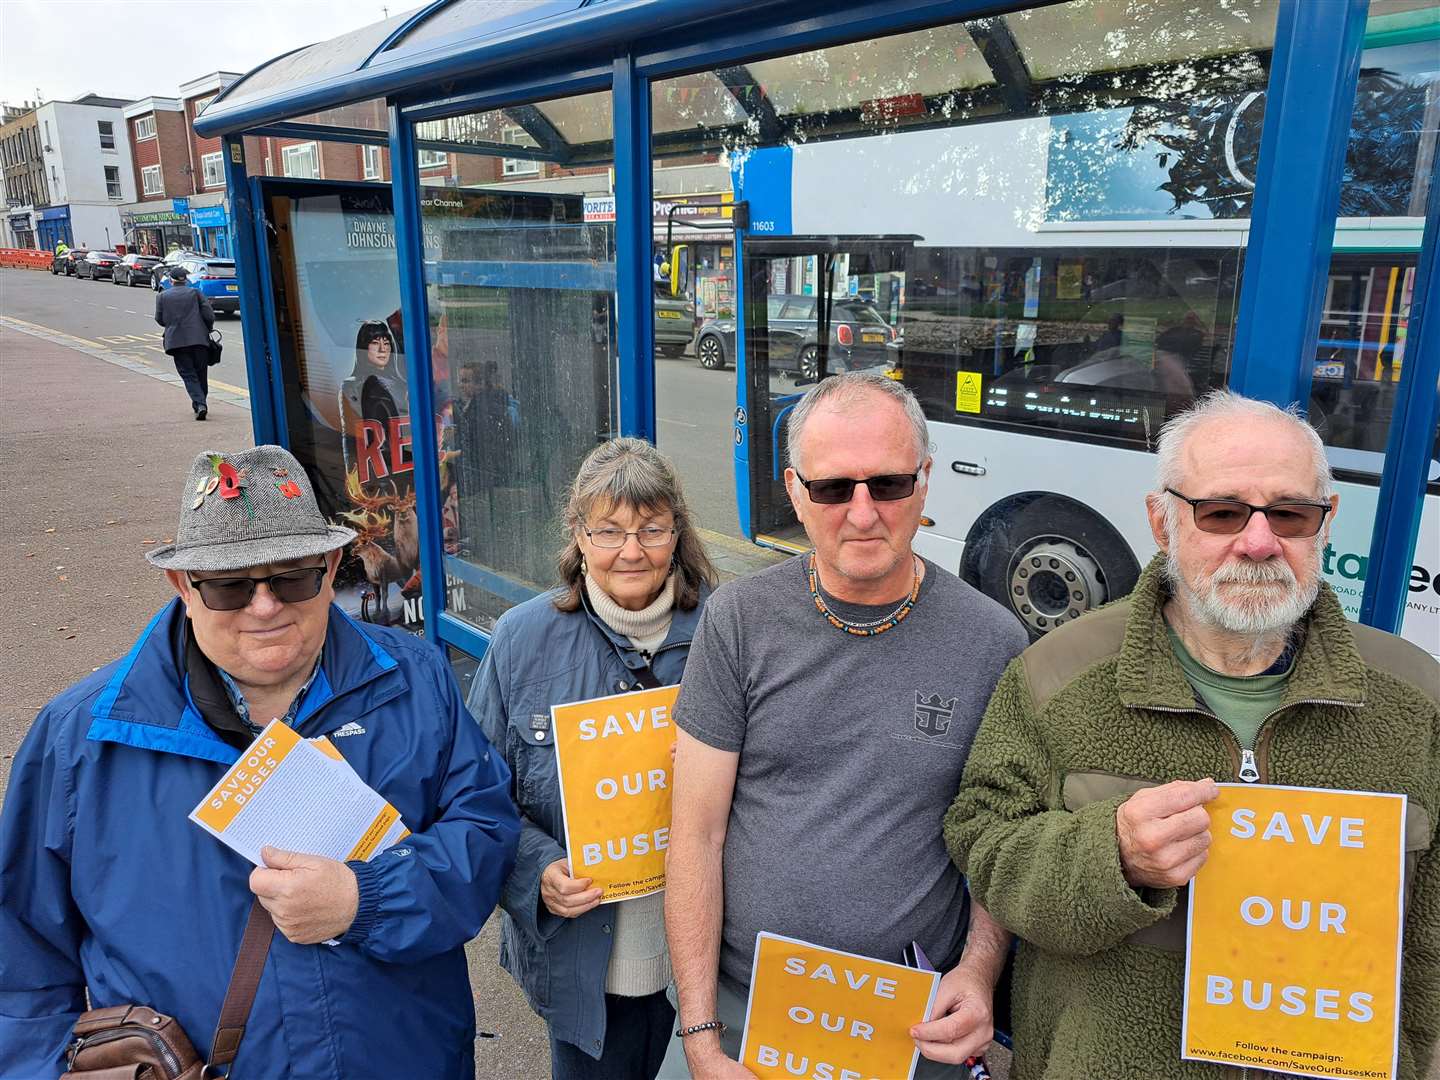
[51,249,90,275]
[75,251,122,281]
[112,253,163,287]
[694,294,897,378]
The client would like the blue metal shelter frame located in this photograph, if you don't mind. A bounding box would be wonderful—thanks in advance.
[199,0,1440,658]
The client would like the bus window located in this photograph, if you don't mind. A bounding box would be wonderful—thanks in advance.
[416,90,618,632]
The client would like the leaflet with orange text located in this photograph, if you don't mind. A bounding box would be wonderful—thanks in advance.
[189,719,409,865]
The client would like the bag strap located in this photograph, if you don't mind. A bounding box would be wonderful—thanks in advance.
[630,664,663,690]
[206,898,275,1072]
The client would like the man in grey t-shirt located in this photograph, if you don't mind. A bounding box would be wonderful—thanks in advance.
[665,373,1027,1078]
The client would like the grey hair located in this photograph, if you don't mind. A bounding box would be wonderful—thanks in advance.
[786,372,931,473]
[1154,389,1333,539]
[554,437,717,612]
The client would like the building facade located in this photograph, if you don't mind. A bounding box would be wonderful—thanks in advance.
[31,95,136,251]
[116,97,192,253]
[1,103,49,248]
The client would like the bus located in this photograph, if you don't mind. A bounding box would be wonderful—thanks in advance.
[693,11,1440,656]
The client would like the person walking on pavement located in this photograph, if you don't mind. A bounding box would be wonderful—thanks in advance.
[155,264,215,420]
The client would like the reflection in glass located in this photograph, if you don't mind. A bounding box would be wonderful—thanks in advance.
[1308,18,1440,486]
[420,91,616,631]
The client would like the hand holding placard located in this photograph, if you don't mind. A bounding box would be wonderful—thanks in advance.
[551,686,680,902]
[740,933,940,1080]
[1117,777,1220,888]
[1182,784,1406,1080]
[540,858,603,918]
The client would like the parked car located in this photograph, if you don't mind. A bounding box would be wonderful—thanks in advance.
[694,294,897,377]
[51,249,90,275]
[75,251,123,281]
[112,253,163,287]
[654,286,696,357]
[150,249,209,289]
[155,253,240,315]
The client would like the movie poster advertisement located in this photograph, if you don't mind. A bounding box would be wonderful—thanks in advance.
[269,186,458,634]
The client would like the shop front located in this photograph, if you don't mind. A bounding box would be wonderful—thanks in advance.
[6,212,34,249]
[35,206,71,252]
[189,202,231,257]
[122,204,190,256]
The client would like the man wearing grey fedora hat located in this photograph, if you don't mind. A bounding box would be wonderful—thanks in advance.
[0,444,522,1080]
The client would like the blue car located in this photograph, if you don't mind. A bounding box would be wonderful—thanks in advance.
[154,251,240,315]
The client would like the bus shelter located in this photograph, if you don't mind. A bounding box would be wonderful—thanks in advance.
[194,0,1440,663]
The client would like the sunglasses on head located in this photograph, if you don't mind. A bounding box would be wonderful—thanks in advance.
[187,565,328,611]
[794,468,921,505]
[1165,488,1331,539]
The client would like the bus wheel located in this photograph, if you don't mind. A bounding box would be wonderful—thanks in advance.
[975,498,1140,638]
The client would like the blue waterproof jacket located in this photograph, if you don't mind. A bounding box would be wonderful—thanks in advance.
[466,586,705,1059]
[0,599,520,1080]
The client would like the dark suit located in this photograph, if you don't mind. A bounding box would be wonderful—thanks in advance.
[154,284,215,414]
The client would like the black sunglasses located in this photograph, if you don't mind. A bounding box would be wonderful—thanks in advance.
[187,566,328,611]
[794,468,921,505]
[1165,488,1332,539]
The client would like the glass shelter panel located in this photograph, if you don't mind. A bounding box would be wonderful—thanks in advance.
[1303,1,1440,646]
[421,90,617,631]
[258,180,437,633]
[656,0,1280,632]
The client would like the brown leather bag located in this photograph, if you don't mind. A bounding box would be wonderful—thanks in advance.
[62,900,275,1080]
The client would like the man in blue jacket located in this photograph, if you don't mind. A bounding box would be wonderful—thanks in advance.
[0,445,521,1079]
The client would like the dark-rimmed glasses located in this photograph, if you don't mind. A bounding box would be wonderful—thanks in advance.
[583,526,676,549]
[1165,488,1332,539]
[794,468,921,505]
[187,566,328,611]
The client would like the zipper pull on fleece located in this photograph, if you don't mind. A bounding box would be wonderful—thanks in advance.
[1239,748,1260,783]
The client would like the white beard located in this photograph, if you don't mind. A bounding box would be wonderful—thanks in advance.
[1167,549,1320,637]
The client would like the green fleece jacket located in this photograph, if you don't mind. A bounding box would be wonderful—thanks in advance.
[945,555,1439,1080]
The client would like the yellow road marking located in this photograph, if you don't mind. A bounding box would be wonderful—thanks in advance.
[1,315,248,398]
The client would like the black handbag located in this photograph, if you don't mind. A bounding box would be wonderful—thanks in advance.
[206,329,223,367]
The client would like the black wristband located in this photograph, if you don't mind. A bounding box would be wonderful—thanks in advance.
[675,1019,726,1038]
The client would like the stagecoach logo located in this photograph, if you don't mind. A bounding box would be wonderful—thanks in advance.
[913,692,957,738]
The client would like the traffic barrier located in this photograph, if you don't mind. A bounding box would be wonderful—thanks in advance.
[0,248,54,270]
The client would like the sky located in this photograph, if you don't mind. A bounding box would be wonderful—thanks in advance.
[0,0,414,109]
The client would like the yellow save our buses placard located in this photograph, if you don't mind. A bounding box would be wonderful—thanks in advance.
[551,685,679,902]
[1183,784,1407,1080]
[740,933,940,1080]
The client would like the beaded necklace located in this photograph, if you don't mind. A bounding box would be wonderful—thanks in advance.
[807,551,921,637]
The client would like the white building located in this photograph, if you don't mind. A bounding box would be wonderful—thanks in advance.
[32,94,136,251]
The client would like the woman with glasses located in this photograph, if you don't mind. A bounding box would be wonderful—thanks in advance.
[468,438,717,1080]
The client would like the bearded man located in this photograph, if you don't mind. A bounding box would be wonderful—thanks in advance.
[944,390,1439,1079]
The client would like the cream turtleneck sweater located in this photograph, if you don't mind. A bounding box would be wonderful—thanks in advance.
[583,573,675,997]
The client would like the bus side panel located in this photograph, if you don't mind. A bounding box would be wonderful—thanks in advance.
[921,421,1440,658]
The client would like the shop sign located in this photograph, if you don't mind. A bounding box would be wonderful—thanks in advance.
[8,214,31,228]
[583,195,615,223]
[38,206,69,221]
[172,197,190,216]
[125,210,187,226]
[190,205,229,228]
